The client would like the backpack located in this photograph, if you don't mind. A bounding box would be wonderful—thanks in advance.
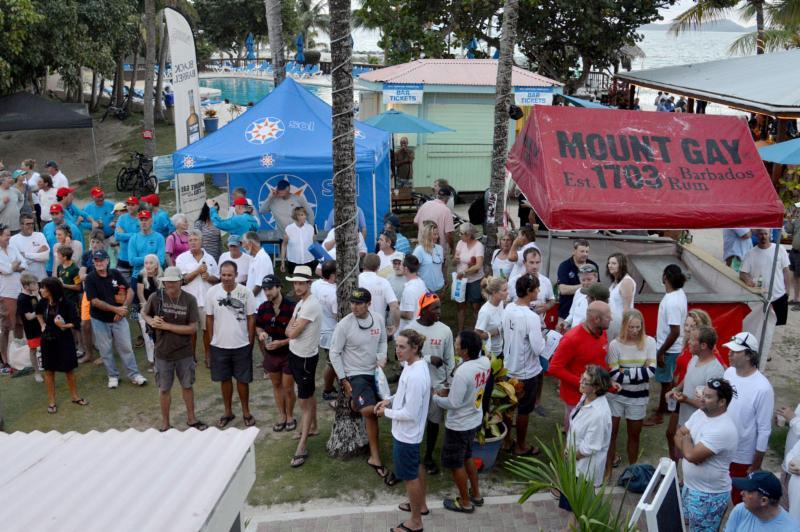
[617,464,655,494]
[468,196,486,225]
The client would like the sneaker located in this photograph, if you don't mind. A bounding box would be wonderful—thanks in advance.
[131,374,148,386]
[0,366,12,376]
[34,373,44,383]
[108,377,119,389]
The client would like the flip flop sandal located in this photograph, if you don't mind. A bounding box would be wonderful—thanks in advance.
[512,446,540,457]
[398,502,430,515]
[159,425,173,432]
[384,471,400,487]
[443,498,475,514]
[368,461,390,480]
[290,453,308,468]
[187,421,208,431]
[470,495,484,507]
[285,419,297,431]
[243,415,256,427]
[47,404,57,414]
[390,522,423,532]
[217,414,236,428]
[272,421,287,432]
[71,398,89,406]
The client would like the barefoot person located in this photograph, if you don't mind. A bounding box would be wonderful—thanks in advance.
[329,288,396,485]
[376,329,431,532]
[142,267,206,432]
[205,261,257,428]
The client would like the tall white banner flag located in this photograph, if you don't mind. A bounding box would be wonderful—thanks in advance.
[164,7,206,221]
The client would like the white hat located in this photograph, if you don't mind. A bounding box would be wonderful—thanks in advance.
[286,265,314,282]
[723,331,759,352]
[160,266,183,282]
[389,251,405,263]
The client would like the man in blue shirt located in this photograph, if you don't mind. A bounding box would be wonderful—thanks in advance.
[84,186,116,238]
[208,197,259,237]
[726,471,800,531]
[141,193,175,238]
[115,196,141,278]
[128,210,165,278]
[57,187,93,232]
[43,203,83,275]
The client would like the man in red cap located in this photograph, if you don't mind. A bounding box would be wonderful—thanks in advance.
[114,196,141,280]
[84,186,116,238]
[207,197,259,237]
[42,203,82,276]
[141,193,175,239]
[57,186,93,233]
[128,209,165,279]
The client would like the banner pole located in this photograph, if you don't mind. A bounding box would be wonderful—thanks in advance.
[757,238,781,368]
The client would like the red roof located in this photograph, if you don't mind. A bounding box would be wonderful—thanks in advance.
[359,59,562,88]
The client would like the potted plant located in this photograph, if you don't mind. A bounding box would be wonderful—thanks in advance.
[203,108,219,133]
[472,354,518,471]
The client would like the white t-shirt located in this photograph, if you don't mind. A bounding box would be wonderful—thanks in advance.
[476,300,504,354]
[491,249,514,279]
[508,242,540,279]
[502,302,545,380]
[455,240,485,283]
[508,271,554,310]
[783,403,800,473]
[741,244,791,301]
[656,289,687,354]
[285,222,315,264]
[219,251,252,284]
[37,188,58,222]
[0,244,27,298]
[398,277,427,332]
[310,279,338,349]
[52,171,69,189]
[246,248,274,307]
[27,172,41,205]
[358,271,397,319]
[724,367,775,465]
[678,356,726,426]
[385,358,431,444]
[206,283,256,349]
[10,232,49,280]
[289,295,322,358]
[377,250,402,278]
[176,250,219,309]
[407,319,455,387]
[566,289,588,328]
[323,229,367,259]
[682,410,739,493]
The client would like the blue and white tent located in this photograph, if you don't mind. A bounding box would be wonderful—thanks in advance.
[172,78,391,244]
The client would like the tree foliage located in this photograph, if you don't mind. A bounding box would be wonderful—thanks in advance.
[297,0,330,48]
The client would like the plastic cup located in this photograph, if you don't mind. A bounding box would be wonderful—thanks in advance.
[667,396,677,412]
[695,386,705,399]
[777,414,787,427]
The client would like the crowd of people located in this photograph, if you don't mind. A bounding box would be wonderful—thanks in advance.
[1,158,800,531]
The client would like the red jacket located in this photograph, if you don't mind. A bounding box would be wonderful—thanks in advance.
[547,324,608,405]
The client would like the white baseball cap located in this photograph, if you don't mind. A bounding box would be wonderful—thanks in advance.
[723,332,759,352]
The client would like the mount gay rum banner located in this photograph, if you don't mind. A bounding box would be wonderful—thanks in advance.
[506,106,784,230]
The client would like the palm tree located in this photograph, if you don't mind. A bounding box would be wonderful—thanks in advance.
[326,0,369,459]
[669,0,768,54]
[297,0,331,48]
[485,0,519,270]
[729,0,800,53]
[265,0,286,85]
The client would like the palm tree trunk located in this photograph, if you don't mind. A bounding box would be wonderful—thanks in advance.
[90,69,99,111]
[143,0,157,158]
[755,0,765,54]
[154,9,167,122]
[114,52,125,107]
[265,0,286,85]
[326,0,369,459]
[485,0,519,270]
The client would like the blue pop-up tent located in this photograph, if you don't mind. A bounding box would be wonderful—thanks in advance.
[172,78,392,244]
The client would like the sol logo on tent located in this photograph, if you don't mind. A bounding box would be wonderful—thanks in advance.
[245,117,285,144]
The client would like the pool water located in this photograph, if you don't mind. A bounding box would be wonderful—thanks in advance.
[199,77,332,105]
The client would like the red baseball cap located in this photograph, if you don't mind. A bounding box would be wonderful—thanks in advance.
[233,197,248,206]
[137,210,152,220]
[49,204,64,214]
[141,193,159,206]
[126,196,139,205]
[90,186,104,198]
[56,187,75,199]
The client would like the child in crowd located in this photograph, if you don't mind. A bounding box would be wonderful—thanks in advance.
[17,273,43,382]
[56,245,83,357]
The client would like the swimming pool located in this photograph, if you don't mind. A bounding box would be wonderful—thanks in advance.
[199,77,332,105]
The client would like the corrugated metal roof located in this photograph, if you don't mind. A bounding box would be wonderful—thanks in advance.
[0,428,259,532]
[616,49,800,117]
[359,59,562,87]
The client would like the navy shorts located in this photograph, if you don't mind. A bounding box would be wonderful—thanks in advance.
[393,438,421,481]
[441,426,479,470]
[349,374,379,410]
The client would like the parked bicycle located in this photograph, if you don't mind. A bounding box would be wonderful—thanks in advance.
[116,152,157,196]
[101,94,131,122]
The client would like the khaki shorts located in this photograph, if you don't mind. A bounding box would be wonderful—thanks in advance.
[0,297,16,332]
[608,395,647,421]
[155,356,196,392]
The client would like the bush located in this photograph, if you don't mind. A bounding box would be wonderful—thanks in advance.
[304,49,321,65]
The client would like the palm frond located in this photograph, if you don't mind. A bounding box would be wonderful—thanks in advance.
[769,0,800,26]
[728,27,800,54]
[669,0,740,35]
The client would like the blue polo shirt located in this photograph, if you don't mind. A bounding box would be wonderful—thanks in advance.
[128,231,165,277]
[152,209,175,238]
[84,200,116,238]
[210,208,259,236]
[64,203,93,231]
[115,213,140,262]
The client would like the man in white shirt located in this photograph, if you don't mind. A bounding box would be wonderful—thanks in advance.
[311,260,340,402]
[502,273,545,456]
[558,264,598,332]
[398,255,427,333]
[433,330,491,513]
[242,231,274,308]
[176,230,219,364]
[670,327,726,428]
[675,377,739,532]
[0,225,26,372]
[285,265,322,468]
[722,331,774,505]
[205,261,256,429]
[508,246,555,315]
[388,254,407,302]
[740,228,792,326]
[322,227,367,260]
[45,160,69,189]
[10,212,49,280]
[218,235,251,284]
[359,254,400,336]
[506,226,540,280]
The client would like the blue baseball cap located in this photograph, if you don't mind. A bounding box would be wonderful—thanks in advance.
[92,249,109,261]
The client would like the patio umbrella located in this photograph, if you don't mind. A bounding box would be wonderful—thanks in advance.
[467,37,478,59]
[295,33,305,64]
[492,48,500,59]
[758,137,800,165]
[245,33,256,63]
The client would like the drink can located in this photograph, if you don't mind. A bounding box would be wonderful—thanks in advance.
[667,396,677,412]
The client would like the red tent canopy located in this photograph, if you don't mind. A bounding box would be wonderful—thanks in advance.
[506,106,784,230]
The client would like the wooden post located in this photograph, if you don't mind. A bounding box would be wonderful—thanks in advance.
[687,97,695,114]
[771,118,790,185]
[628,84,635,109]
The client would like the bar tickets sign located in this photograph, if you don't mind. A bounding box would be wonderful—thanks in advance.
[383,83,423,105]
[514,86,554,106]
[506,106,784,230]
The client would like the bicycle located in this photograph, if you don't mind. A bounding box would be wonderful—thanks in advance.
[101,93,131,122]
[116,152,157,196]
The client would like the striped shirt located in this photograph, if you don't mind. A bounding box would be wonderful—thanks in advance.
[607,336,657,404]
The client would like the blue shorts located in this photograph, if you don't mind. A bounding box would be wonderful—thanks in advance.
[681,486,729,532]
[654,352,679,383]
[392,438,421,481]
